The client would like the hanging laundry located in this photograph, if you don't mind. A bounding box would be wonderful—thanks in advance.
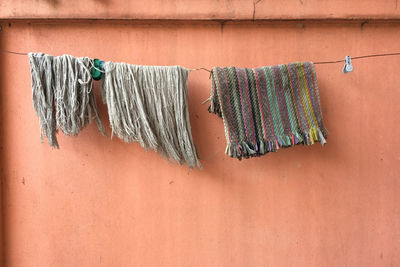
[101,62,201,168]
[207,62,328,160]
[29,53,105,148]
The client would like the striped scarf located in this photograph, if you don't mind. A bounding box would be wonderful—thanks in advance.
[208,62,327,160]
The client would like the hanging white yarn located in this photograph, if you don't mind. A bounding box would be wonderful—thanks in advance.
[101,62,201,168]
[29,53,105,148]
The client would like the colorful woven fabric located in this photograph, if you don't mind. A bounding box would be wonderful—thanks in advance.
[208,62,327,159]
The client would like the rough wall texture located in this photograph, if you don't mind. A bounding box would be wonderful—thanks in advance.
[1,1,400,267]
[2,0,400,20]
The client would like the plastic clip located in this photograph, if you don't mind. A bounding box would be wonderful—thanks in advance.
[342,55,353,74]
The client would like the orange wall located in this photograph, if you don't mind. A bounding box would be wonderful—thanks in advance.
[1,2,400,266]
[2,0,400,20]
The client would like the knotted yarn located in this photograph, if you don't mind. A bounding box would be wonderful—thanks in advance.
[101,62,201,169]
[29,52,105,148]
[208,62,328,160]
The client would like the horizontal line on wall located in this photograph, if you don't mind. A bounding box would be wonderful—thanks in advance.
[2,17,400,25]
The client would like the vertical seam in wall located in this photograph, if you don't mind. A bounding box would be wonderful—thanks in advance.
[0,22,7,267]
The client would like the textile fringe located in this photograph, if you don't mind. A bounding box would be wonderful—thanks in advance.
[101,62,201,168]
[225,127,327,160]
[29,53,105,148]
[208,79,222,117]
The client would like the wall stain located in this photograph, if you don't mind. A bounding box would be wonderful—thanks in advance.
[361,20,369,31]
[43,0,60,7]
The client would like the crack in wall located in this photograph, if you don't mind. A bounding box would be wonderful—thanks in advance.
[253,0,263,21]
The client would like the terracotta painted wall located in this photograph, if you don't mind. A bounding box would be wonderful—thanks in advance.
[1,1,400,266]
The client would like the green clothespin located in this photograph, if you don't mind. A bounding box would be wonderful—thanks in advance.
[91,59,103,80]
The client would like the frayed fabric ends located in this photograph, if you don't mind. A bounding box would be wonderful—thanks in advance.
[29,52,105,148]
[29,53,200,169]
[101,62,201,169]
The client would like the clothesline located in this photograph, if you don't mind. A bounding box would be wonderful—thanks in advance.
[3,49,400,72]
[21,49,394,165]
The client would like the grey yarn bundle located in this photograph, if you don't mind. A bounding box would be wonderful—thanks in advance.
[29,53,105,148]
[101,62,201,168]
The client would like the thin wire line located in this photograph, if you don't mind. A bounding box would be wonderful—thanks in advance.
[314,52,400,64]
[3,48,400,69]
[191,67,211,73]
[0,49,28,56]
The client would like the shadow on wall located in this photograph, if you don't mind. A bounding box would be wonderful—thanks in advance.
[39,0,110,7]
[0,23,5,267]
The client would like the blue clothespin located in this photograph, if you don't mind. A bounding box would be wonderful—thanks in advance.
[343,56,353,74]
